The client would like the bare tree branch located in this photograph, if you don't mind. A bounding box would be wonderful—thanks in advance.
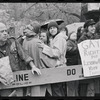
[69,13,81,20]
[51,12,57,18]
[20,3,37,18]
[35,11,44,18]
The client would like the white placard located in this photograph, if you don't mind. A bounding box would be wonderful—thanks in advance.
[88,3,100,11]
[78,39,100,77]
[0,56,14,85]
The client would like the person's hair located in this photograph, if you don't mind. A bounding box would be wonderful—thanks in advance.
[68,31,75,40]
[60,26,68,36]
[30,21,41,34]
[40,29,50,45]
[95,21,100,34]
[77,26,84,41]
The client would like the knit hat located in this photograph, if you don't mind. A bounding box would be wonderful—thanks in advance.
[84,19,95,28]
[48,21,59,30]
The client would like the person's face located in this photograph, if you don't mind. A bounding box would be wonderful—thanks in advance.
[24,25,36,37]
[49,26,58,36]
[0,24,8,42]
[40,32,47,43]
[88,24,95,34]
[70,32,77,41]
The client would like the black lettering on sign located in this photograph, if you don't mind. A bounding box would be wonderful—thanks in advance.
[24,74,29,81]
[67,69,76,76]
[19,74,23,81]
[67,69,71,75]
[72,69,76,75]
[15,74,29,82]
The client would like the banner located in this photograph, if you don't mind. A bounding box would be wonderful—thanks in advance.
[78,39,100,77]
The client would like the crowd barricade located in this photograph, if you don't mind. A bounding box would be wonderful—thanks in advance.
[0,65,100,96]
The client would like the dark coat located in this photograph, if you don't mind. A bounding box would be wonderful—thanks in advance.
[77,31,100,64]
[78,32,99,43]
[66,39,78,66]
[0,37,33,72]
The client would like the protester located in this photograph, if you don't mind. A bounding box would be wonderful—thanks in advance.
[77,26,84,42]
[93,21,100,95]
[39,21,68,96]
[95,21,100,38]
[59,26,68,96]
[78,19,98,43]
[23,21,55,96]
[66,31,79,96]
[66,32,78,66]
[76,26,85,96]
[78,19,99,96]
[60,26,68,36]
[39,29,50,45]
[76,26,85,65]
[0,22,41,96]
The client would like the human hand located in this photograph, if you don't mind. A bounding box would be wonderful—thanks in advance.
[31,67,41,75]
[38,42,45,48]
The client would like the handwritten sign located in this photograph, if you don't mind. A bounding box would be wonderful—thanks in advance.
[78,39,100,77]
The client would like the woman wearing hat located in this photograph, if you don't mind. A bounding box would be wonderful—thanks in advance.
[78,19,98,43]
[40,21,68,96]
[78,19,99,96]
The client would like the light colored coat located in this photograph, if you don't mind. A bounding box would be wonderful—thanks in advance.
[42,31,68,67]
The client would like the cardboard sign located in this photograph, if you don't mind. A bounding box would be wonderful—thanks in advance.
[0,56,14,85]
[78,39,100,77]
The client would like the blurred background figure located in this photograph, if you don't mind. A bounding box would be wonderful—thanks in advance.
[66,31,79,96]
[77,26,84,42]
[66,31,78,66]
[39,29,50,45]
[60,26,68,37]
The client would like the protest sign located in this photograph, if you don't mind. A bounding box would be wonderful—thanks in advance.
[0,56,14,85]
[78,39,100,77]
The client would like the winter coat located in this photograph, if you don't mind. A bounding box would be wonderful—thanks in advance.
[66,39,78,66]
[0,37,33,72]
[78,31,100,64]
[23,36,56,69]
[78,31,99,43]
[42,31,68,67]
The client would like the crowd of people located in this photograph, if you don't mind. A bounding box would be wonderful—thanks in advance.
[0,18,100,96]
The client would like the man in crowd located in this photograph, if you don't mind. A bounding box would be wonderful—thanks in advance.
[0,22,41,96]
